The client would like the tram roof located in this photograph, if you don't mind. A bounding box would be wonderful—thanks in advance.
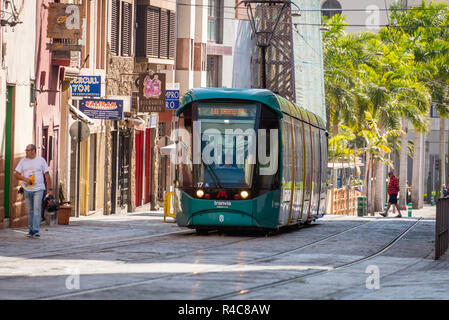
[177,88,325,128]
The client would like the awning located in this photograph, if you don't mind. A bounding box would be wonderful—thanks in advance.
[68,103,94,125]
[160,143,176,155]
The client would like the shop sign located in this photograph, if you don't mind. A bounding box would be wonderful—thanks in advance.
[79,99,123,120]
[165,90,180,110]
[70,76,101,97]
[148,114,158,128]
[47,3,85,40]
[138,73,166,113]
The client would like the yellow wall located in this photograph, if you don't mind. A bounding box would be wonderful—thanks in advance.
[80,139,89,215]
[95,132,105,211]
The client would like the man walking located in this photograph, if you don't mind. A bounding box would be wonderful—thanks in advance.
[14,144,53,238]
[381,170,401,218]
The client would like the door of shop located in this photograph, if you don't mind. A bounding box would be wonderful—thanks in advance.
[4,86,14,219]
[144,128,151,204]
[118,131,129,208]
[135,131,144,207]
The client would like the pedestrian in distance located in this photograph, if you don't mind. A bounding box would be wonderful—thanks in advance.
[406,180,412,203]
[14,144,53,238]
[381,170,401,218]
[442,184,449,198]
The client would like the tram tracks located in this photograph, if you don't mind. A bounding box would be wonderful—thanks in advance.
[204,217,423,300]
[37,220,374,300]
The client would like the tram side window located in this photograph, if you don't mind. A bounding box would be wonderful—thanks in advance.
[177,107,193,188]
[254,105,280,191]
[294,121,304,200]
[282,119,292,195]
[312,127,321,210]
[321,130,328,192]
[303,123,311,209]
[320,129,328,214]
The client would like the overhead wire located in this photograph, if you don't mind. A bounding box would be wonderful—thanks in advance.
[178,5,449,29]
[166,1,449,12]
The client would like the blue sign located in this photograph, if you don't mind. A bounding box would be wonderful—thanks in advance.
[166,90,180,110]
[79,99,123,120]
[71,76,101,97]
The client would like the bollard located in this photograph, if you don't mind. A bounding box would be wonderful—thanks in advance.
[431,194,435,206]
[163,191,176,222]
[384,202,388,217]
[408,203,412,217]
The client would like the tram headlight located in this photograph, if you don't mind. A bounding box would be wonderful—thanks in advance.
[196,189,205,198]
[240,190,249,199]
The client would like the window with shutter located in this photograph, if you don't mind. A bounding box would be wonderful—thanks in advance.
[111,0,119,55]
[121,2,132,56]
[160,10,169,59]
[168,11,176,59]
[146,7,160,58]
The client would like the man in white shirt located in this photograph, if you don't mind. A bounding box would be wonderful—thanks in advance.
[14,144,53,238]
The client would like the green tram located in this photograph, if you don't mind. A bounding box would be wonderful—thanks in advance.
[174,88,327,233]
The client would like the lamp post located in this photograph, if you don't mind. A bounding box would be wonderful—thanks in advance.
[240,0,294,89]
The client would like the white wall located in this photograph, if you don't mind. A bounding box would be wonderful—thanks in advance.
[2,1,36,153]
[0,69,7,157]
[221,0,236,88]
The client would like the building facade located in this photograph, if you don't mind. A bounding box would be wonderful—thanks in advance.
[0,0,36,228]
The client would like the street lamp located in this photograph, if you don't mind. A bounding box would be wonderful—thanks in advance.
[239,0,296,89]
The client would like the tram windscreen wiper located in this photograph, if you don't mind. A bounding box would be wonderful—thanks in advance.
[204,163,223,189]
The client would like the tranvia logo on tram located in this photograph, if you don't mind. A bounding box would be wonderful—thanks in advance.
[214,201,231,208]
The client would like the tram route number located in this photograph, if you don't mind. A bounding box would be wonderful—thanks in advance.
[178,304,271,318]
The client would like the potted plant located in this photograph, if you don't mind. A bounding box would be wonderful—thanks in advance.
[58,181,72,225]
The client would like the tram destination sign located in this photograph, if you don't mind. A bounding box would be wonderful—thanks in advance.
[79,98,123,120]
[138,73,166,113]
[70,76,101,97]
[197,104,257,117]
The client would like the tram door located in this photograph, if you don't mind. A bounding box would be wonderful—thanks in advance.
[118,132,130,209]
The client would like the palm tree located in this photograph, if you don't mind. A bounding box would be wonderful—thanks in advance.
[389,0,449,207]
[357,111,404,214]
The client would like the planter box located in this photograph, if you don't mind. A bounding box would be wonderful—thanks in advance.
[58,205,72,225]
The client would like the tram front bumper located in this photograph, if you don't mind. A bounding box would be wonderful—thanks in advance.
[175,189,281,228]
[191,209,255,227]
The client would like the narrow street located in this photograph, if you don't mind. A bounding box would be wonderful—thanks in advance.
[0,206,446,300]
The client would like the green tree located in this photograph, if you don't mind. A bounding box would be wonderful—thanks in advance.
[390,0,449,206]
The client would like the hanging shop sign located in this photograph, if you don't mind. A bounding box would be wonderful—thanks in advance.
[165,90,180,110]
[148,114,158,128]
[138,73,166,113]
[47,3,85,40]
[70,76,101,97]
[79,98,124,120]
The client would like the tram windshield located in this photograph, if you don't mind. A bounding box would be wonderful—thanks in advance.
[194,103,259,188]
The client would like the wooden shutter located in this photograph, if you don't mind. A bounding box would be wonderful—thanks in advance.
[111,0,119,55]
[146,7,159,58]
[159,10,169,59]
[168,11,176,59]
[121,2,132,56]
